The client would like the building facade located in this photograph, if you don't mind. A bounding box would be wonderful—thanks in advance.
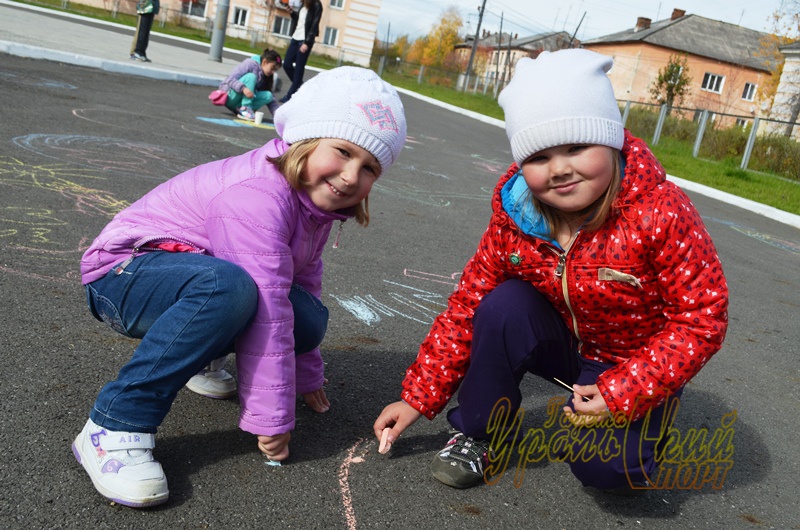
[78,0,380,67]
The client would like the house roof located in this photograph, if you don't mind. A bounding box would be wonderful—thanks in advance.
[780,40,800,54]
[456,30,574,51]
[583,14,773,72]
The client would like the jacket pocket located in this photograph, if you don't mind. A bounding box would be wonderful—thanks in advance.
[598,267,643,289]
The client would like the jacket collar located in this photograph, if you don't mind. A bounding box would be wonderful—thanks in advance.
[496,131,665,241]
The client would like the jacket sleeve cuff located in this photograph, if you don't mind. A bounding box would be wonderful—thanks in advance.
[295,347,325,394]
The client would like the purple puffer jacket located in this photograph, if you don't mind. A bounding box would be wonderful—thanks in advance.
[80,138,350,436]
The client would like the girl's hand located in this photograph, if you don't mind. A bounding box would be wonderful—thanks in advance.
[243,87,255,98]
[373,401,422,448]
[562,384,610,427]
[302,385,330,413]
[257,432,291,460]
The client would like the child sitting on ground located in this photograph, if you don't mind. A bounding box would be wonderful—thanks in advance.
[219,48,282,121]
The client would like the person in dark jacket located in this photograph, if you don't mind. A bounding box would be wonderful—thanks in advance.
[280,0,323,103]
[130,0,160,61]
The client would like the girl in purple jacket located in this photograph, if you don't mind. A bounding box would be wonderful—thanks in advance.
[72,66,406,508]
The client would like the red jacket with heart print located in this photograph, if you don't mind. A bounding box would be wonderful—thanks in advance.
[400,131,729,423]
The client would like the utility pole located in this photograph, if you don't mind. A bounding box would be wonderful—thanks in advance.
[567,12,586,48]
[208,0,230,62]
[493,12,502,98]
[464,0,487,92]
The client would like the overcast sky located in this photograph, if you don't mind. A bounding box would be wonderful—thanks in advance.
[376,0,787,43]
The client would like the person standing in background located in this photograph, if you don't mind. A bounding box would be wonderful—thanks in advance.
[280,0,322,103]
[130,0,159,62]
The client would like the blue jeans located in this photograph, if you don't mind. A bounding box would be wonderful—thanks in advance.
[84,251,328,433]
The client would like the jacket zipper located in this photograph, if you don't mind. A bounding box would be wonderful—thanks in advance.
[114,235,203,275]
[549,233,582,345]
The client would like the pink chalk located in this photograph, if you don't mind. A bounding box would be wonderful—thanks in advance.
[379,428,392,454]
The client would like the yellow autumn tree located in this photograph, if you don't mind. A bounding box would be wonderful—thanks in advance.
[408,6,463,70]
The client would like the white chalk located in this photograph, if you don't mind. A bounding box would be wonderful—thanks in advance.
[265,459,282,467]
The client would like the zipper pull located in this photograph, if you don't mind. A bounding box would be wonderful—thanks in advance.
[114,247,139,275]
[332,220,344,249]
[554,253,566,277]
[114,256,134,275]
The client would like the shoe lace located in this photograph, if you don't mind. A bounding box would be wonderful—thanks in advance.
[446,433,490,467]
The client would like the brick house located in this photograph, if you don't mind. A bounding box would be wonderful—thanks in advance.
[582,8,776,127]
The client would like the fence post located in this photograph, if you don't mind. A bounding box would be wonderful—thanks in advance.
[417,65,424,84]
[740,116,760,170]
[377,55,385,77]
[652,104,668,145]
[692,110,709,158]
[621,100,631,127]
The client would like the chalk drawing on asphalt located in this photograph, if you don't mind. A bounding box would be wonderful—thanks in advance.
[0,70,78,90]
[13,133,195,180]
[331,269,460,327]
[0,156,128,283]
[709,217,800,254]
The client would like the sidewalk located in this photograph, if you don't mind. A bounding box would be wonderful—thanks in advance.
[0,0,242,86]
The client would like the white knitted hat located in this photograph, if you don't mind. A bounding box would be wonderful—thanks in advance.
[274,66,407,173]
[499,49,624,165]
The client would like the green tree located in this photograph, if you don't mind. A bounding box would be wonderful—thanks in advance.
[648,54,692,108]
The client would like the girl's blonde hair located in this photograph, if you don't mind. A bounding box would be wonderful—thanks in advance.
[268,138,370,226]
[529,149,622,238]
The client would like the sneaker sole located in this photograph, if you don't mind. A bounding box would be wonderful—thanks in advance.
[431,467,481,489]
[72,434,169,508]
[430,455,483,489]
[184,381,237,399]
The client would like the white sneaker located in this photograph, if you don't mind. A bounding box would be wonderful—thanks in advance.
[72,419,168,507]
[185,355,237,399]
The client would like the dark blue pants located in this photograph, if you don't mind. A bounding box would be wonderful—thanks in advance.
[282,38,312,100]
[130,12,154,56]
[447,280,679,489]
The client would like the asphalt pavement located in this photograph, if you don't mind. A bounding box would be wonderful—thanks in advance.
[1,2,799,528]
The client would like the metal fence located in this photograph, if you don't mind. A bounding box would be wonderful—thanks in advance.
[620,101,800,180]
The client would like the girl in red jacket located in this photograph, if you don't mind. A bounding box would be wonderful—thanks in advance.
[374,49,728,493]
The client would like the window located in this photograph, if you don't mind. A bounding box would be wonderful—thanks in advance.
[323,27,338,46]
[181,0,206,17]
[742,82,757,101]
[273,15,291,36]
[701,73,725,94]
[330,0,344,8]
[232,7,248,26]
[735,118,748,129]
